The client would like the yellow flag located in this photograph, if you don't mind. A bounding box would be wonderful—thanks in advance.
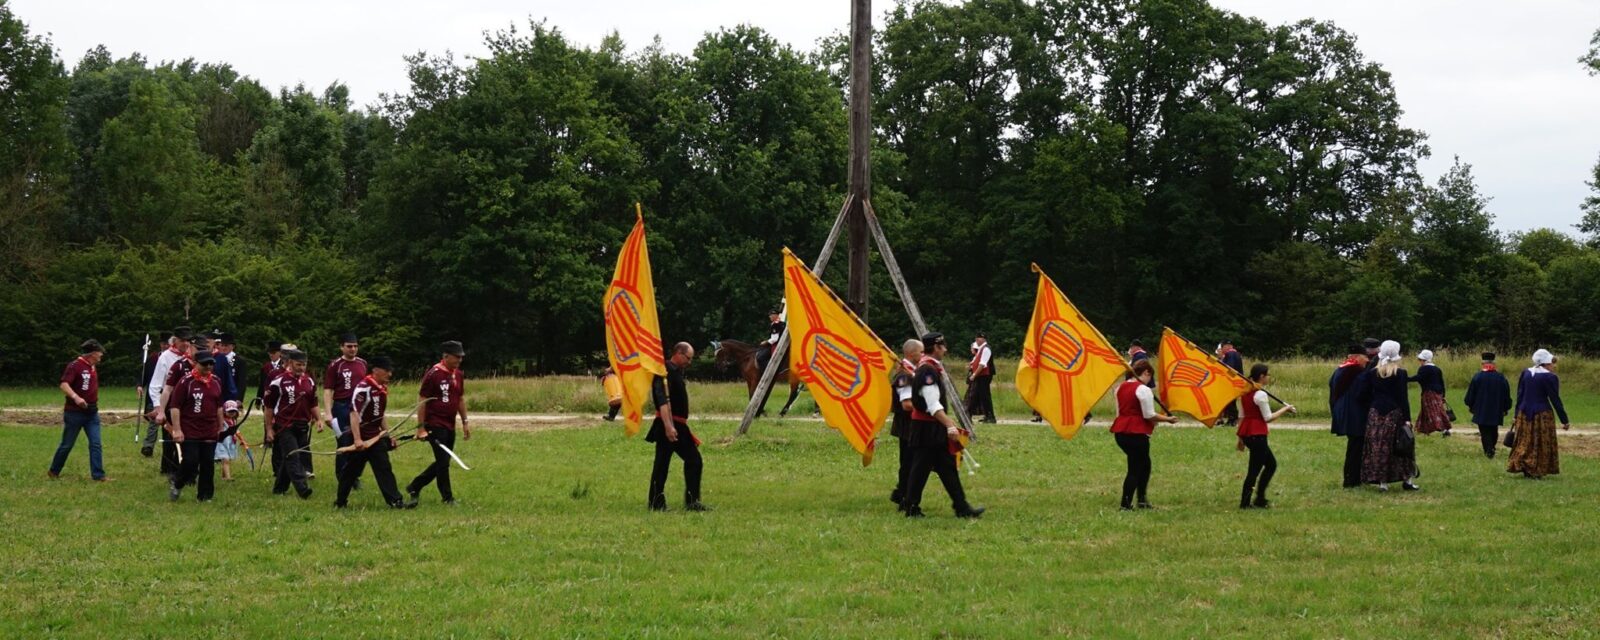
[604,204,667,437]
[782,248,896,466]
[1016,264,1128,439]
[1156,327,1251,427]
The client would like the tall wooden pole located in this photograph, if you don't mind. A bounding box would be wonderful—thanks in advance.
[846,0,872,321]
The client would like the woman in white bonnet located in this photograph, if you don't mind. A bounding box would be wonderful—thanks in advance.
[1411,349,1453,437]
[1357,340,1420,491]
[1506,349,1569,479]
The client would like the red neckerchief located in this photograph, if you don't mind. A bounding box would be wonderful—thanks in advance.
[169,346,184,356]
[1339,356,1362,368]
[899,358,915,374]
[193,369,213,383]
[433,361,460,382]
[76,356,94,371]
[1481,363,1497,372]
[917,355,944,373]
[1129,347,1147,358]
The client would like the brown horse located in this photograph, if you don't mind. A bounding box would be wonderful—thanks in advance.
[712,339,803,417]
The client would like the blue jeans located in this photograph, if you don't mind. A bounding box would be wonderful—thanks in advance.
[51,410,105,479]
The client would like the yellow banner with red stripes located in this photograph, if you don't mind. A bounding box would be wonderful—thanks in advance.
[1016,264,1127,440]
[782,248,896,466]
[603,204,667,437]
[1156,327,1251,427]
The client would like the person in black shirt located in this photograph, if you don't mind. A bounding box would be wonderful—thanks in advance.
[646,342,708,512]
[887,339,922,511]
[1357,340,1419,492]
[755,309,785,373]
[901,332,984,519]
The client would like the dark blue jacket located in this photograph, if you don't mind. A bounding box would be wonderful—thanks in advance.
[1328,363,1366,436]
[1515,368,1569,424]
[1463,368,1512,428]
[1410,365,1446,395]
[1358,368,1410,424]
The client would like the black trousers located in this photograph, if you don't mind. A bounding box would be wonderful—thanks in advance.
[1476,423,1499,457]
[408,427,457,501]
[904,444,972,514]
[293,424,314,474]
[174,440,217,500]
[271,427,311,494]
[648,431,703,505]
[968,376,994,419]
[1342,432,1365,488]
[1114,433,1151,506]
[1241,435,1276,502]
[160,427,179,475]
[337,439,404,507]
[890,437,913,503]
[332,399,353,480]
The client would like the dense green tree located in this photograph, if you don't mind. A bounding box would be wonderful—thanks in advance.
[1511,228,1581,269]
[96,75,205,244]
[0,0,71,280]
[1409,159,1500,346]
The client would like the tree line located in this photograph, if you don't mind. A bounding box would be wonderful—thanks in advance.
[3,0,1600,383]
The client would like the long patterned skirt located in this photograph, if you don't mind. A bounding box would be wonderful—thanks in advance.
[1415,391,1452,435]
[1507,410,1560,478]
[1363,409,1416,484]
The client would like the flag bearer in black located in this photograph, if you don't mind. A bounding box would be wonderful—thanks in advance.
[902,332,985,519]
[167,352,225,502]
[646,342,709,512]
[336,356,413,509]
[887,338,922,511]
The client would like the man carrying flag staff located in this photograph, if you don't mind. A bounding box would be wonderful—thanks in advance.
[407,341,470,506]
[603,205,667,437]
[902,332,984,519]
[144,327,191,459]
[646,342,709,512]
[888,339,921,511]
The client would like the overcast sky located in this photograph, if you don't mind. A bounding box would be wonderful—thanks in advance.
[12,0,1600,233]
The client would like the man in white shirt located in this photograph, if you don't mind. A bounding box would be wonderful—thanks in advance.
[141,327,191,457]
[966,333,996,424]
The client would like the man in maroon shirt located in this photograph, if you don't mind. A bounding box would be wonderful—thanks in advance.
[263,349,320,498]
[166,352,226,502]
[336,356,413,509]
[49,340,109,481]
[323,333,367,486]
[406,341,470,506]
[258,340,285,474]
[155,335,201,477]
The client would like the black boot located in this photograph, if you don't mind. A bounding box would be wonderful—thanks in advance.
[684,491,711,512]
[955,504,986,519]
[648,494,669,512]
[1239,486,1254,509]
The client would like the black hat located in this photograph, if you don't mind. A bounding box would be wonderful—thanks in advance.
[368,355,394,371]
[1221,338,1235,346]
[1348,344,1366,355]
[266,340,283,353]
[1362,338,1381,349]
[215,332,235,345]
[1482,352,1496,362]
[195,351,215,366]
[920,332,946,347]
[173,326,193,341]
[192,336,211,350]
[1130,339,1143,348]
[768,308,780,316]
[80,339,104,354]
[976,332,987,339]
[285,349,308,363]
[440,341,466,357]
[339,333,359,344]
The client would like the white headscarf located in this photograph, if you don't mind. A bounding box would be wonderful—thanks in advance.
[1417,349,1435,363]
[1378,340,1402,366]
[1532,349,1554,366]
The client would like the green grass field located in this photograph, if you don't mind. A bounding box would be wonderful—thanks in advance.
[8,349,1599,424]
[7,416,1599,637]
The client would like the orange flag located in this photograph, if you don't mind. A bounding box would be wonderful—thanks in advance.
[782,248,896,466]
[1156,327,1251,427]
[1016,264,1128,439]
[603,204,667,437]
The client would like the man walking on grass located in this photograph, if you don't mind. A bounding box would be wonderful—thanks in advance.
[49,340,109,482]
[407,341,470,506]
[646,342,709,512]
[323,333,367,488]
[263,348,318,499]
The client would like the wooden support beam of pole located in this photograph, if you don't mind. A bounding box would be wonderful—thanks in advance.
[862,201,975,434]
[845,0,872,321]
[735,195,855,437]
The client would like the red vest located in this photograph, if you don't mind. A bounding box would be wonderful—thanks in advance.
[1237,389,1269,437]
[1110,380,1153,435]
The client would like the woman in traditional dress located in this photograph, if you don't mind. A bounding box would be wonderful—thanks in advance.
[1237,364,1295,509]
[1109,360,1178,510]
[1507,349,1569,479]
[1411,349,1453,437]
[1359,340,1419,492]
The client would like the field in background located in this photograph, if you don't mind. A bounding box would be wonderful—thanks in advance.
[6,349,1597,424]
[6,418,1600,637]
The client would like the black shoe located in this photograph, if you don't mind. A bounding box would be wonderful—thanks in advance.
[272,489,288,496]
[956,506,985,519]
[1030,415,1043,423]
[889,490,903,505]
[685,501,712,512]
[297,486,314,500]
[648,495,669,512]
[141,446,154,458]
[1137,501,1154,510]
[904,507,925,518]
[1239,502,1253,510]
[442,499,457,506]
[1402,482,1420,492]
[334,502,347,509]
[1252,498,1271,509]
[168,481,180,502]
[980,417,997,424]
[197,498,212,503]
[1119,501,1133,511]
